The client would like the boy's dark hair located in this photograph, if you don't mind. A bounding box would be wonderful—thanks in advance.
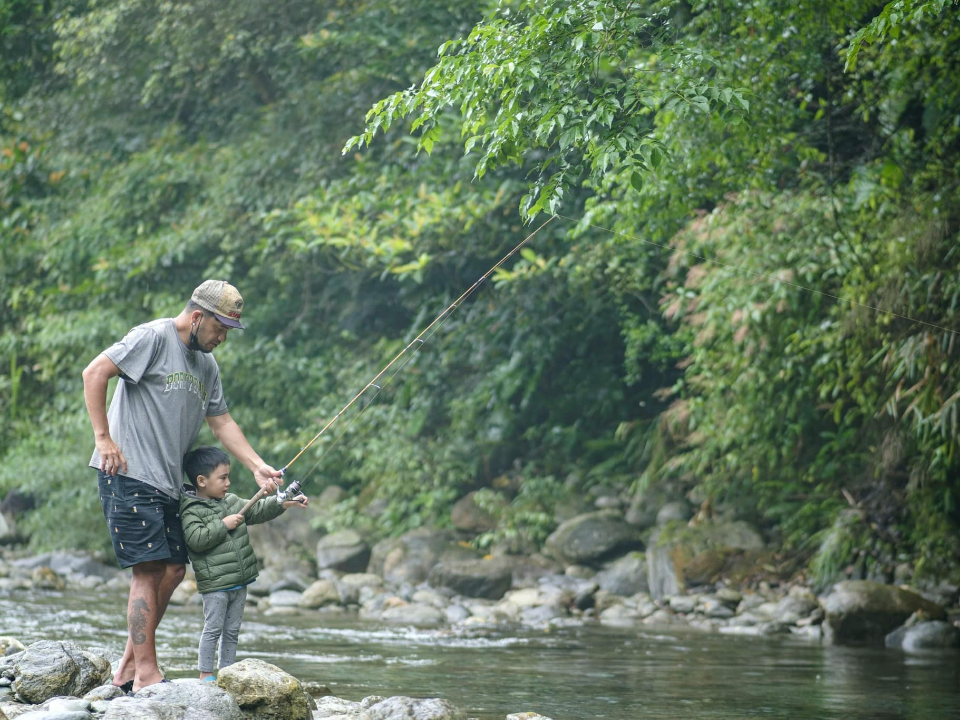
[183,446,231,487]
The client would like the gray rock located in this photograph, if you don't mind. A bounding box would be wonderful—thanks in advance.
[771,587,820,625]
[427,559,512,600]
[101,696,195,719]
[444,605,471,624]
[506,714,555,720]
[298,580,341,609]
[266,590,304,608]
[885,621,960,652]
[821,580,946,645]
[13,641,111,704]
[381,603,445,625]
[594,553,649,596]
[132,680,243,719]
[358,696,467,720]
[520,605,566,625]
[12,553,118,582]
[450,492,501,534]
[218,658,310,719]
[337,574,384,605]
[316,530,371,573]
[82,684,124,702]
[544,511,642,567]
[368,529,477,585]
[0,638,26,656]
[656,501,693,526]
[314,695,363,717]
[10,711,91,720]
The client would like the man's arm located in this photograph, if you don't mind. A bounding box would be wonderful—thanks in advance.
[82,354,127,475]
[206,411,283,492]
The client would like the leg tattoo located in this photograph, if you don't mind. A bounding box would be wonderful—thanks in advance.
[129,598,150,645]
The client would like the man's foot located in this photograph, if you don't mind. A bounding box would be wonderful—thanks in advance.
[131,672,166,693]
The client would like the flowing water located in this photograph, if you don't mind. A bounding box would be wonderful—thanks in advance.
[1,588,958,719]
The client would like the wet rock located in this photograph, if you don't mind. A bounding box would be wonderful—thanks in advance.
[506,714,554,720]
[30,568,65,592]
[12,641,110,704]
[249,569,313,598]
[297,580,340,609]
[265,590,304,608]
[218,658,310,720]
[12,553,118,584]
[885,621,960,652]
[82,684,123,702]
[0,638,25,657]
[502,555,562,590]
[358,696,467,719]
[337,573,384,605]
[821,580,946,645]
[427,558,512,600]
[314,695,363,717]
[381,603,445,625]
[656,501,693,526]
[594,552,648,597]
[450,492,501,534]
[316,531,371,574]
[102,680,243,720]
[771,587,820,625]
[368,529,477,585]
[544,511,642,567]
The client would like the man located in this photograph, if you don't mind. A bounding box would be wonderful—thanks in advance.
[82,279,282,693]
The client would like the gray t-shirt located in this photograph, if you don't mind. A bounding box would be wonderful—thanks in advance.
[89,318,229,497]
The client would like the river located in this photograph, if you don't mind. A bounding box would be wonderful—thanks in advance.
[0,588,957,719]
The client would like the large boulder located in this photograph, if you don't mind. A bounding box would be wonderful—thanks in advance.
[217,658,311,720]
[544,511,642,567]
[885,620,960,652]
[12,552,119,583]
[368,529,478,584]
[12,641,111,704]
[594,552,649,597]
[645,521,766,600]
[427,559,513,600]
[316,530,371,573]
[116,679,244,719]
[358,696,467,720]
[450,492,501,534]
[821,581,946,645]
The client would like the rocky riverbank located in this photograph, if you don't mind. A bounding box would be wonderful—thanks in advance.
[1,490,959,717]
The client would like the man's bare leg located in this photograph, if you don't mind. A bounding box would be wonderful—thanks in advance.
[115,562,185,691]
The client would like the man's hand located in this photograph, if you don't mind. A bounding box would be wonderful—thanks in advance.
[96,435,128,476]
[254,464,283,493]
[282,495,309,510]
[223,514,244,530]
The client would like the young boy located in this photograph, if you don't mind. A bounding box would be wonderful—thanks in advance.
[180,446,308,680]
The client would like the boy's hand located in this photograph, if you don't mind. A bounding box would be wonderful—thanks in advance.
[282,495,308,510]
[223,513,244,530]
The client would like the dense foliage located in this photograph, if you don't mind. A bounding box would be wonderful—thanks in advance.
[2,0,958,584]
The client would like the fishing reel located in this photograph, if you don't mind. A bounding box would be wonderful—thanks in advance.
[275,477,306,505]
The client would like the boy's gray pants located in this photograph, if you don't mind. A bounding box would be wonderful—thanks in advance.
[198,587,247,672]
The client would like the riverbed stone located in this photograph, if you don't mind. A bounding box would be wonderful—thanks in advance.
[544,511,642,567]
[368,529,477,585]
[217,658,310,720]
[0,639,25,657]
[450,492,501,534]
[506,714,555,720]
[381,603,445,625]
[316,531,371,573]
[12,641,110,705]
[427,558,512,600]
[885,620,960,652]
[821,580,946,645]
[12,553,118,584]
[357,696,467,720]
[594,552,649,596]
[82,684,123,703]
[298,579,341,609]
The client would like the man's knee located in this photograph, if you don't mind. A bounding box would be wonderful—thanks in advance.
[131,559,167,582]
[166,563,186,585]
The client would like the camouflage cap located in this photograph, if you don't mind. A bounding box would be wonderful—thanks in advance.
[191,280,245,329]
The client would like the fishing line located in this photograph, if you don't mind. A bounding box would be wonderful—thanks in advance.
[554,213,960,337]
[273,214,558,500]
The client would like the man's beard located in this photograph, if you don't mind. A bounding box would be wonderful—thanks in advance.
[188,328,213,353]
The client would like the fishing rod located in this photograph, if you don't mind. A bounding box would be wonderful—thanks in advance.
[264,215,558,505]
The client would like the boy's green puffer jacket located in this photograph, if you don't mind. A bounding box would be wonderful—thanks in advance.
[179,484,284,594]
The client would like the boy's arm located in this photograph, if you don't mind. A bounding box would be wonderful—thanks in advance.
[181,505,229,553]
[242,495,285,526]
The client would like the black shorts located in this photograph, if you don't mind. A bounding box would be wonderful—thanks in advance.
[98,471,189,569]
